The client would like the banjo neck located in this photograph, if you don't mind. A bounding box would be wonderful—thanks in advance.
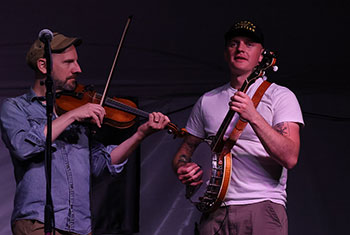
[210,50,277,155]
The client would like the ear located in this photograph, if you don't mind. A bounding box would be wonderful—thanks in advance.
[258,48,264,62]
[37,58,47,74]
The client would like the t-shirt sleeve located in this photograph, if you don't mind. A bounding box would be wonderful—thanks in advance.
[185,96,207,139]
[271,86,304,127]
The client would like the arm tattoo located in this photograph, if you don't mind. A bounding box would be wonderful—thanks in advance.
[183,135,201,154]
[176,154,191,169]
[186,138,200,149]
[176,136,201,167]
[178,154,190,164]
[274,122,289,136]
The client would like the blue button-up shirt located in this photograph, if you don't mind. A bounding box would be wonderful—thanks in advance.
[0,89,126,235]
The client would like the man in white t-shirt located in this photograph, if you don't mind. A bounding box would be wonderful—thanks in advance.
[172,20,304,235]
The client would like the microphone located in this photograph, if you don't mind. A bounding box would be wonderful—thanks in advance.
[38,29,54,85]
[38,29,53,43]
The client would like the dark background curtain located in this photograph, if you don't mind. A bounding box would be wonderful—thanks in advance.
[91,124,140,234]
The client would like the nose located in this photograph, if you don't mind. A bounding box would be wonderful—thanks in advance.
[73,61,82,74]
[236,42,246,52]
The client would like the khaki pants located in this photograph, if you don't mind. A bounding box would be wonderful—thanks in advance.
[198,200,288,235]
[12,220,92,235]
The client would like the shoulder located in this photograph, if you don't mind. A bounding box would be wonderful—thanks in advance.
[0,93,31,117]
[267,83,304,126]
[198,83,233,105]
[265,83,299,103]
[203,83,232,97]
[1,93,29,107]
[269,82,295,95]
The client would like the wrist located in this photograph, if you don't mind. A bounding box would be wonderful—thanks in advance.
[173,155,190,172]
[248,110,261,125]
[135,128,147,141]
[57,110,77,125]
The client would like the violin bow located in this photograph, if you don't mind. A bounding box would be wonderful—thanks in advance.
[97,15,187,138]
[99,15,133,106]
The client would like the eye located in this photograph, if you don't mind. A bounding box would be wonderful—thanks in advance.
[229,41,237,47]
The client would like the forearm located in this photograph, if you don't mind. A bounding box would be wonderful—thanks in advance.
[109,131,144,165]
[172,134,202,173]
[44,111,76,141]
[173,146,191,173]
[249,113,300,169]
[110,112,170,165]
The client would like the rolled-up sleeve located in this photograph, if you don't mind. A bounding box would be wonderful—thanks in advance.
[0,98,48,160]
[90,140,127,176]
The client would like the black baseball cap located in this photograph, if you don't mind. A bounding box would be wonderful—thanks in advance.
[224,20,264,46]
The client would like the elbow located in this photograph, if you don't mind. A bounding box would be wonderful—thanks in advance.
[284,153,299,170]
[12,142,44,161]
[272,151,299,170]
[279,141,300,170]
[285,159,297,170]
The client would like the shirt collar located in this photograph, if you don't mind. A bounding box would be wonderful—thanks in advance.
[27,88,46,102]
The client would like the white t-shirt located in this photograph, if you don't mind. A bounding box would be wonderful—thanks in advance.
[186,77,304,207]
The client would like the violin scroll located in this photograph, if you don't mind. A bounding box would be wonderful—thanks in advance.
[166,123,188,139]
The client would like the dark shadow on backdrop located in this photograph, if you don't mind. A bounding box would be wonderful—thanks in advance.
[91,104,140,234]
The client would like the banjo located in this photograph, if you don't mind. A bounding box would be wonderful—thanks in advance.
[186,49,277,213]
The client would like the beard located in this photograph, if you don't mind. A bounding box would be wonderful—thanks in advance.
[54,76,77,92]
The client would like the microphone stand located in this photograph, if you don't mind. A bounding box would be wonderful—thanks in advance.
[42,34,55,235]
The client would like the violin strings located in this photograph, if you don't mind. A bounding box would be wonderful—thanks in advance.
[105,97,149,118]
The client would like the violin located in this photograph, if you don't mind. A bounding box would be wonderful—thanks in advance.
[55,83,187,138]
[55,16,187,138]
